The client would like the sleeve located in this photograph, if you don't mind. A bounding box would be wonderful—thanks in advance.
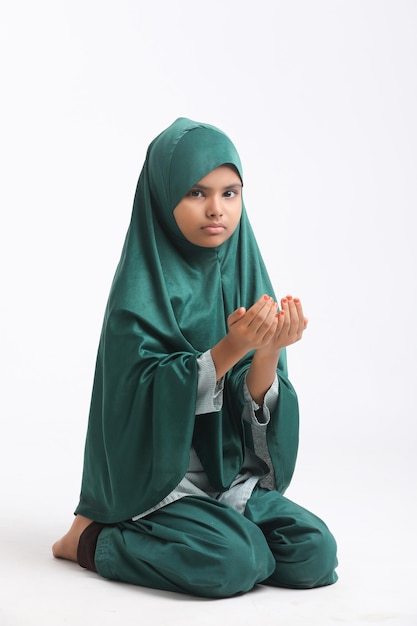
[196,350,224,414]
[242,375,279,426]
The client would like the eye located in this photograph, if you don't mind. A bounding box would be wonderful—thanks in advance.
[223,189,239,198]
[189,189,204,198]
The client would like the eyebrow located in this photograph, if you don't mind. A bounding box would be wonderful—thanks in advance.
[191,182,243,190]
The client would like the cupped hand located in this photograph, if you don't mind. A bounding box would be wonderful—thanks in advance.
[260,295,308,354]
[227,295,279,353]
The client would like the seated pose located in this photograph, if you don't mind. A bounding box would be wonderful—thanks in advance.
[53,117,338,598]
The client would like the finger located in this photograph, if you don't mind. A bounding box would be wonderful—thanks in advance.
[292,297,305,337]
[274,309,286,336]
[249,300,278,342]
[287,296,301,341]
[258,301,280,339]
[246,295,275,330]
[292,299,308,335]
[280,297,291,334]
[228,307,246,327]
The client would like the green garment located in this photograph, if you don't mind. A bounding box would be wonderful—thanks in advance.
[93,489,338,597]
[75,118,299,523]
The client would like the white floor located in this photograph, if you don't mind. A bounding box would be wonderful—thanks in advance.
[2,435,416,626]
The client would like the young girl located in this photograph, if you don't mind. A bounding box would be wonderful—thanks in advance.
[53,117,338,597]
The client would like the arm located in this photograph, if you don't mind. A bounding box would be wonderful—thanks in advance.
[246,349,281,406]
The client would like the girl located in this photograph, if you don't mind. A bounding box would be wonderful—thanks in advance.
[53,117,338,597]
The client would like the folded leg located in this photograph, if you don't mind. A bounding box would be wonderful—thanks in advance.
[87,496,276,598]
[245,488,338,589]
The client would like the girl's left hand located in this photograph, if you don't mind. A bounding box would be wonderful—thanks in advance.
[259,295,308,354]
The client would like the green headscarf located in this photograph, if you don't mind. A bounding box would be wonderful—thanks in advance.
[75,118,299,523]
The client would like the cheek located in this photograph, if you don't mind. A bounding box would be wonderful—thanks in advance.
[173,205,187,230]
[172,205,192,241]
[233,205,243,228]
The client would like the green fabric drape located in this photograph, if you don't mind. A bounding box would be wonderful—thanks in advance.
[75,118,299,523]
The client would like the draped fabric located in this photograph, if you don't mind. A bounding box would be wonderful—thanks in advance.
[75,118,299,523]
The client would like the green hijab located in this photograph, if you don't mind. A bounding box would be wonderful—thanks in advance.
[75,118,299,523]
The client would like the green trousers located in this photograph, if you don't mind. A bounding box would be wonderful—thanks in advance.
[93,487,338,598]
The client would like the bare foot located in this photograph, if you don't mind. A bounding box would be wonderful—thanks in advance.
[52,515,93,562]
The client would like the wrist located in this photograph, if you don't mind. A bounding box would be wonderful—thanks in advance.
[211,334,249,381]
[246,349,280,406]
[254,346,281,364]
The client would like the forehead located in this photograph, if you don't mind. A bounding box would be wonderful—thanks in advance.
[193,165,242,187]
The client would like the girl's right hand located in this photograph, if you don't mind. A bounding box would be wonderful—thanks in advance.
[227,295,278,352]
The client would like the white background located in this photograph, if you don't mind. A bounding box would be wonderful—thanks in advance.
[1,1,416,624]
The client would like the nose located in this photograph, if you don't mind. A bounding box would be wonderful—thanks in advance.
[206,195,223,218]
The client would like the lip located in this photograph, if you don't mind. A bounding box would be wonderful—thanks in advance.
[202,224,226,234]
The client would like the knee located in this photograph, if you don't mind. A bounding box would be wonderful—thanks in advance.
[269,520,338,589]
[194,523,275,598]
[297,523,338,588]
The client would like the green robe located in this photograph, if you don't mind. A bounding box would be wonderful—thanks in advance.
[75,118,299,523]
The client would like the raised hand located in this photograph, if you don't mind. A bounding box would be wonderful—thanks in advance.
[245,295,308,405]
[227,295,279,353]
[211,294,307,384]
[258,295,308,356]
[210,295,278,381]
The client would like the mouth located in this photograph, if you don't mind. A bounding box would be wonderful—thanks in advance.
[202,224,226,235]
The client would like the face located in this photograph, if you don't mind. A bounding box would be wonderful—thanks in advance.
[173,165,243,248]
